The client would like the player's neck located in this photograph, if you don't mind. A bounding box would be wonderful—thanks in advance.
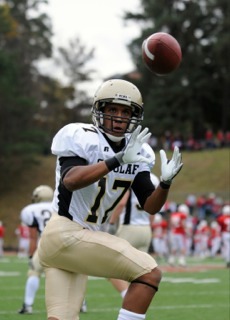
[103,133,125,152]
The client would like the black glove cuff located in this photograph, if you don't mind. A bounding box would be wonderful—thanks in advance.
[105,156,121,171]
[160,181,171,189]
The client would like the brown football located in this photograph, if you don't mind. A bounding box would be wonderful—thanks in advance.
[142,32,182,75]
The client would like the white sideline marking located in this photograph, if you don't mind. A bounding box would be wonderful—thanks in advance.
[0,271,21,277]
[0,258,10,262]
[88,276,220,284]
[162,277,220,284]
[0,273,221,285]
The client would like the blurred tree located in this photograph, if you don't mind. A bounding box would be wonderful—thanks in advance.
[57,37,95,85]
[0,1,95,192]
[0,0,53,190]
[55,36,95,107]
[124,0,230,140]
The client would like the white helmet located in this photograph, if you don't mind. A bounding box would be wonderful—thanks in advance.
[92,79,143,136]
[222,205,230,215]
[32,185,54,203]
[210,221,219,229]
[178,204,189,215]
[198,220,208,229]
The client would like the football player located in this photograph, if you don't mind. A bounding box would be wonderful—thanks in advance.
[209,221,221,258]
[15,222,30,258]
[168,204,189,266]
[217,204,230,267]
[38,79,183,320]
[151,212,169,261]
[0,221,5,257]
[18,185,54,314]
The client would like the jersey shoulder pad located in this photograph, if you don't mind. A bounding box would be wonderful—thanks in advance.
[20,203,35,226]
[51,123,100,157]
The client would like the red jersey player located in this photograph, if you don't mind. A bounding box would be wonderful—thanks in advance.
[217,205,230,267]
[168,204,189,266]
[151,213,168,261]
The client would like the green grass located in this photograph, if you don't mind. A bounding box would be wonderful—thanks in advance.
[0,256,229,320]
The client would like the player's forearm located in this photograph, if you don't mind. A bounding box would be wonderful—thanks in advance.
[143,184,169,215]
[109,204,123,224]
[63,161,110,191]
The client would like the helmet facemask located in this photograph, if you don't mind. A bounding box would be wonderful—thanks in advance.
[92,101,143,135]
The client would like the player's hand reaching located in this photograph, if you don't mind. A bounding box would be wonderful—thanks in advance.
[116,125,152,164]
[160,146,183,185]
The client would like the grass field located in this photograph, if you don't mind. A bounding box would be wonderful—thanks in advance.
[0,255,229,320]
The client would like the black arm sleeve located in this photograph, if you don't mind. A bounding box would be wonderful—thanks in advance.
[131,171,156,208]
[59,156,87,179]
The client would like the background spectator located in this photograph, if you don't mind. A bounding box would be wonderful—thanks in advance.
[15,222,30,258]
[0,221,5,258]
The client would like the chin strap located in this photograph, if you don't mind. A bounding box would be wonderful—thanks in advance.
[131,279,159,292]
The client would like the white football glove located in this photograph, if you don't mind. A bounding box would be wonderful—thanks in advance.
[116,125,152,164]
[160,146,183,184]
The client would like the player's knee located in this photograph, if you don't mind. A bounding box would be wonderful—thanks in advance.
[135,266,162,289]
[147,266,162,286]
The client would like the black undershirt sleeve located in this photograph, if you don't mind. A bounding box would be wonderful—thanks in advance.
[59,156,87,180]
[131,171,156,208]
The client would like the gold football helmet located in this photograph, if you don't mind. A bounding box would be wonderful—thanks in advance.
[92,79,144,135]
[32,185,54,203]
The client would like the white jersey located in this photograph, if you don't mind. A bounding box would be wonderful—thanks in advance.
[119,173,159,226]
[20,202,53,234]
[51,123,155,231]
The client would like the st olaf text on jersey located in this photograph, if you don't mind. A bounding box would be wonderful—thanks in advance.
[98,159,139,175]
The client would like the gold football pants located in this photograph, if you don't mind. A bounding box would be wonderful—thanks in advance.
[38,214,157,320]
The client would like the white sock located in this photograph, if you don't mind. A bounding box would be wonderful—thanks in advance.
[117,308,145,320]
[24,276,40,306]
[121,289,128,299]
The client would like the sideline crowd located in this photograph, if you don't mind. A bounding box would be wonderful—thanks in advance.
[0,192,229,268]
[149,128,230,151]
[150,193,230,268]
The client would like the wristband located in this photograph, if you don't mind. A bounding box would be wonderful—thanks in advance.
[105,151,124,171]
[160,181,171,189]
[105,156,121,171]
